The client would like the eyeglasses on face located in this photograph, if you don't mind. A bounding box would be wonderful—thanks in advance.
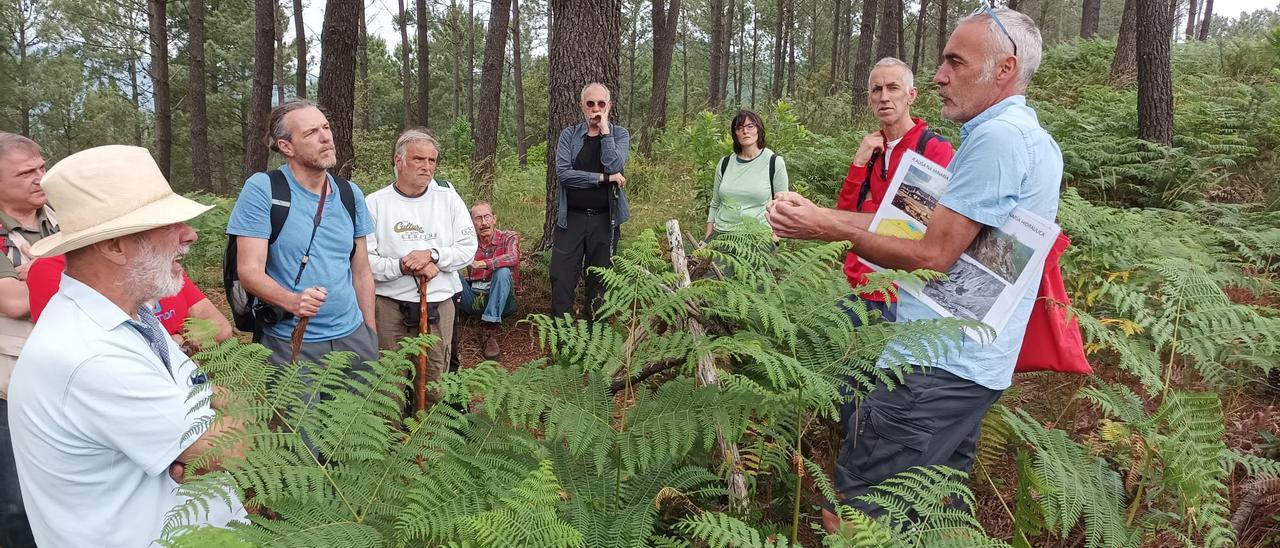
[735,123,758,132]
[972,4,1018,57]
[584,100,609,108]
[474,213,495,221]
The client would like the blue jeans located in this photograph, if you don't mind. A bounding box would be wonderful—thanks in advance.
[0,399,35,547]
[459,268,518,324]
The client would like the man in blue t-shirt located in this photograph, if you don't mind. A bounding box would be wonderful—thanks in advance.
[767,8,1062,527]
[226,99,378,368]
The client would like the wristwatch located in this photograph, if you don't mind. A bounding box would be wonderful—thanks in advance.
[430,249,440,263]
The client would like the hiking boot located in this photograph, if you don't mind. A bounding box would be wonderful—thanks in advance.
[482,324,502,361]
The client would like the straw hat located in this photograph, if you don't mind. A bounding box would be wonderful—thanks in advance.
[30,145,213,257]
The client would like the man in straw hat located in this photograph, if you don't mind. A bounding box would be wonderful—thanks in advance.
[7,145,245,546]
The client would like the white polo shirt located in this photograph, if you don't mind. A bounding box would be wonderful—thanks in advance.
[8,274,244,547]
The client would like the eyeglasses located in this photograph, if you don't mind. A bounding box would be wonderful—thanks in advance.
[474,213,495,221]
[973,4,1018,57]
[735,123,758,132]
[584,100,608,108]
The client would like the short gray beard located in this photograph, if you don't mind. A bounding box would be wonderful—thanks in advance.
[127,237,186,303]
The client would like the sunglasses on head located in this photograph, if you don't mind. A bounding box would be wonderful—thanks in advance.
[972,4,1018,57]
[585,100,609,108]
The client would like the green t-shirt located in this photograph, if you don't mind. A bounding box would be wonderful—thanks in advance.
[706,148,789,233]
[0,207,58,279]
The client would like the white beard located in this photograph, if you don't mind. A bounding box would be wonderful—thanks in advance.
[127,237,187,302]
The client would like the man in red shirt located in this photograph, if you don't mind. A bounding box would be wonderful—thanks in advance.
[27,255,233,348]
[836,57,956,323]
[458,202,519,360]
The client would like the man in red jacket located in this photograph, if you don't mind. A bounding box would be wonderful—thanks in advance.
[836,57,955,323]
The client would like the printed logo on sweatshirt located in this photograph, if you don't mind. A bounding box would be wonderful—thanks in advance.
[393,220,423,234]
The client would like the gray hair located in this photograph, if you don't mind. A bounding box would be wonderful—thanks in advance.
[264,98,322,153]
[959,7,1043,89]
[0,131,39,160]
[867,57,915,90]
[580,82,611,103]
[393,127,440,163]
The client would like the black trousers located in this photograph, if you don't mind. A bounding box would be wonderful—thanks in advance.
[550,210,619,320]
[834,367,1002,514]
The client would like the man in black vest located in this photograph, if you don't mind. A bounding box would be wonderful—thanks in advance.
[549,83,632,321]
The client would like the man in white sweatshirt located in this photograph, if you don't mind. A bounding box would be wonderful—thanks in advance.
[365,129,476,406]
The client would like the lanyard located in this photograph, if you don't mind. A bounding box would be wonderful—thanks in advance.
[293,179,331,286]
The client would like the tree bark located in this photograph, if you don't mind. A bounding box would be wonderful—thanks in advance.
[875,0,899,61]
[416,0,431,126]
[512,0,528,166]
[467,0,476,127]
[293,0,306,97]
[357,3,370,130]
[318,0,360,177]
[147,0,171,178]
[243,0,275,180]
[936,0,948,64]
[1185,0,1199,40]
[1136,0,1173,146]
[911,0,929,73]
[452,1,461,122]
[643,0,682,155]
[188,0,211,192]
[853,0,879,108]
[1108,0,1137,87]
[734,1,743,104]
[708,0,724,109]
[275,5,287,104]
[627,0,640,127]
[1197,0,1212,40]
[786,3,796,95]
[831,0,844,90]
[771,0,785,100]
[1080,0,1100,38]
[399,0,413,128]
[750,6,758,109]
[538,0,621,251]
[471,0,511,202]
[722,0,735,105]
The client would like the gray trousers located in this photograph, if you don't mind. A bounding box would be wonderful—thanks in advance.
[834,367,1002,514]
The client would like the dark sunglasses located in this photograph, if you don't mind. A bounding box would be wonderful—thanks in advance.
[585,100,609,108]
[972,4,1018,57]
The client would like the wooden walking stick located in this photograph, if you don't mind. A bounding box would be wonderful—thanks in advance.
[289,317,310,363]
[415,276,430,414]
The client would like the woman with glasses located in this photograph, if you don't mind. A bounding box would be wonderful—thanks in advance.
[705,110,790,240]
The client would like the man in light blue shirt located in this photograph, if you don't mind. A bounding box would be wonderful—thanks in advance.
[227,99,378,367]
[767,7,1062,525]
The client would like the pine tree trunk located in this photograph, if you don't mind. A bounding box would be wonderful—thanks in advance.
[786,4,796,95]
[416,0,431,126]
[1081,0,1100,38]
[243,0,274,179]
[627,0,640,127]
[708,0,724,109]
[853,0,879,108]
[129,57,142,145]
[188,0,211,192]
[911,0,929,73]
[1185,0,1199,40]
[452,1,461,123]
[895,0,904,59]
[734,1,743,104]
[643,0,682,155]
[935,0,948,64]
[682,15,689,124]
[318,0,359,177]
[1197,0,1212,40]
[471,0,512,202]
[771,0,785,100]
[357,6,370,130]
[722,0,735,105]
[399,0,413,128]
[147,0,171,178]
[1136,0,1173,146]
[467,0,476,127]
[293,0,306,97]
[512,0,529,166]
[831,0,844,90]
[750,6,758,109]
[874,0,897,61]
[275,7,287,104]
[1108,0,1137,87]
[537,0,621,252]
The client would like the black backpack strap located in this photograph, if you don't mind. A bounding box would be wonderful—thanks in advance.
[266,169,290,245]
[855,151,882,212]
[768,153,778,195]
[915,129,947,155]
[330,173,358,234]
[719,156,730,177]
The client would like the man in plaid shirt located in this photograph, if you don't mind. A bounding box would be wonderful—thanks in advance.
[459,201,519,360]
